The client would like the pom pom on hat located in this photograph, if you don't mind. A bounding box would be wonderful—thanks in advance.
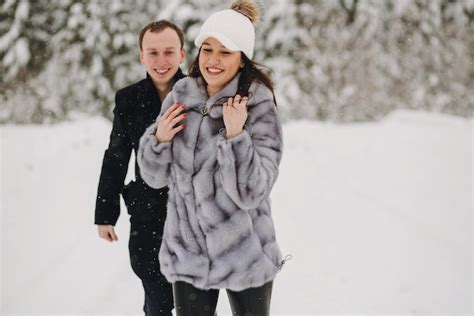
[231,0,260,24]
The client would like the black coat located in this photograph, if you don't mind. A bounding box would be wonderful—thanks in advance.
[95,70,185,282]
[95,69,185,226]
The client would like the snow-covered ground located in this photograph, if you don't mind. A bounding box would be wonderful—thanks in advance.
[1,110,472,315]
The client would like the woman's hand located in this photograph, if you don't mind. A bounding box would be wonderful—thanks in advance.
[223,95,248,139]
[155,102,187,143]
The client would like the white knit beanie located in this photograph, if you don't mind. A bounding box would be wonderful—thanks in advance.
[195,9,255,59]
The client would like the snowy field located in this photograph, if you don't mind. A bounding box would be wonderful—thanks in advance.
[1,110,472,315]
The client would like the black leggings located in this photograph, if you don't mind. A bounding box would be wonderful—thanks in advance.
[173,280,273,316]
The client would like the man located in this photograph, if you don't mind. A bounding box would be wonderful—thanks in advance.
[94,20,185,315]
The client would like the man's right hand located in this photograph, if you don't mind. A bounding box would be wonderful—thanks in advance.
[98,225,118,242]
[155,101,187,143]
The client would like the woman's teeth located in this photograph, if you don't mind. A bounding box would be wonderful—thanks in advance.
[207,68,223,75]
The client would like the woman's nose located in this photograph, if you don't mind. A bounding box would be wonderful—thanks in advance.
[207,54,220,65]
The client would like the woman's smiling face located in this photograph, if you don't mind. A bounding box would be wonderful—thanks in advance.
[198,37,242,96]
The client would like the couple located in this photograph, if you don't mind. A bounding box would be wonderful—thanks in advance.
[95,1,284,315]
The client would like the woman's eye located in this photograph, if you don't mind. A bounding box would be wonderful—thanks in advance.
[222,51,231,55]
[202,48,212,52]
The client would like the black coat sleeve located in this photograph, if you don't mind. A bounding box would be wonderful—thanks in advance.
[94,91,132,225]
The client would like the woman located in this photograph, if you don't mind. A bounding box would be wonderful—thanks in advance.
[138,1,285,314]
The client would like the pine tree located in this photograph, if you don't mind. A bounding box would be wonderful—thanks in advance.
[1,0,472,123]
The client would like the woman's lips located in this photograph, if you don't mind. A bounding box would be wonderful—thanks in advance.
[206,67,224,76]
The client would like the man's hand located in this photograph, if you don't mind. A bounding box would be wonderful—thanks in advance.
[98,225,118,242]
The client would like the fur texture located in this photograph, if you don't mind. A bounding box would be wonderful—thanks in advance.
[137,73,283,291]
[231,0,260,24]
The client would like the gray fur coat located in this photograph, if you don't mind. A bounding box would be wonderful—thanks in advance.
[137,73,283,291]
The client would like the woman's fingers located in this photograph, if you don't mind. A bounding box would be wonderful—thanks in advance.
[155,102,187,142]
[167,103,186,122]
[162,102,182,119]
[231,95,248,109]
[159,94,250,142]
[239,96,248,108]
[223,95,248,115]
[169,113,187,127]
[170,123,186,137]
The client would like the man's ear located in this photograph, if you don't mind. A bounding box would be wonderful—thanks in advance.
[139,51,144,65]
[179,48,186,64]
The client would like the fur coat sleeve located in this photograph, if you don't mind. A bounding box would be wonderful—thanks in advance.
[216,85,283,210]
[137,92,176,189]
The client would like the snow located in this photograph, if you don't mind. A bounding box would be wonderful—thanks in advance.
[1,110,472,315]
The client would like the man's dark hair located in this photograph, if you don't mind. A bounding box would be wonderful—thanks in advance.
[139,20,185,50]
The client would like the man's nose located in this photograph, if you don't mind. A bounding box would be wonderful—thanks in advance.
[156,54,168,62]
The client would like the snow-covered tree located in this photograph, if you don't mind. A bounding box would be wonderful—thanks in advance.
[258,0,473,121]
[1,0,164,122]
[1,0,472,123]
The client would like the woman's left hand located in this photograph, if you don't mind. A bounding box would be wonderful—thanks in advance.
[223,95,248,139]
